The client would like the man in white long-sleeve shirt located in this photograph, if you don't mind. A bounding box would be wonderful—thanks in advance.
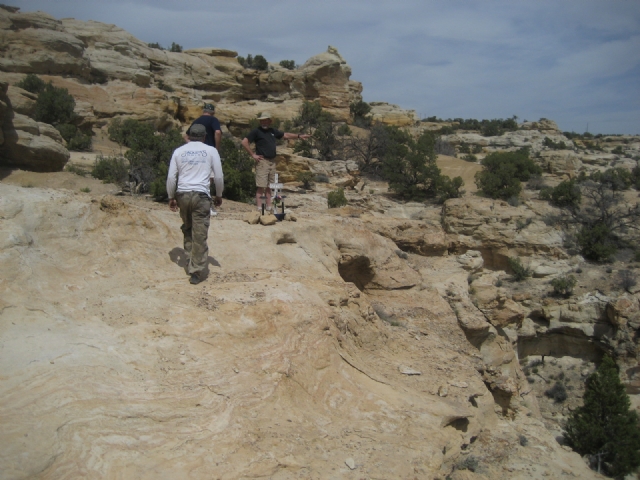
[167,124,224,285]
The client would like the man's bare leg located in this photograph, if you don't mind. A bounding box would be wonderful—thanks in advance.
[256,187,272,211]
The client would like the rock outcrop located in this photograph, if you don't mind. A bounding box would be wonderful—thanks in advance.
[0,7,393,170]
[0,180,600,478]
[0,81,69,171]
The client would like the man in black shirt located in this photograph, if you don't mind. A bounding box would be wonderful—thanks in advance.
[242,112,310,212]
[185,103,222,149]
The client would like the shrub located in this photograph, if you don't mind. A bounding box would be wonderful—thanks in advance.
[80,187,91,193]
[381,130,442,200]
[564,356,640,478]
[437,175,465,203]
[550,275,577,297]
[56,123,77,142]
[292,101,343,160]
[238,54,268,70]
[545,381,568,403]
[633,162,640,190]
[350,100,372,127]
[591,167,633,191]
[16,73,46,94]
[550,179,581,209]
[475,149,542,200]
[56,123,92,151]
[543,137,568,150]
[169,42,183,52]
[539,187,553,200]
[34,82,75,126]
[559,172,640,261]
[148,42,164,50]
[314,174,330,183]
[507,195,521,207]
[66,130,93,151]
[252,54,268,70]
[293,100,330,131]
[279,59,296,70]
[312,121,343,161]
[107,118,184,195]
[297,171,314,189]
[463,154,477,162]
[92,155,128,184]
[515,218,532,231]
[327,188,347,208]
[576,222,617,261]
[612,146,625,155]
[293,139,313,158]
[458,143,471,154]
[507,256,531,281]
[218,137,255,202]
[343,123,396,174]
[456,455,479,472]
[480,117,518,137]
[337,124,352,136]
[65,163,88,177]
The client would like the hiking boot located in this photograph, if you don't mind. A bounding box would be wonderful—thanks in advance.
[189,273,201,285]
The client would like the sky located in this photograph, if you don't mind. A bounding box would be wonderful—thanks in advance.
[13,0,640,135]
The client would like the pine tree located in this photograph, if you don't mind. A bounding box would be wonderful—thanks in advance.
[564,355,640,478]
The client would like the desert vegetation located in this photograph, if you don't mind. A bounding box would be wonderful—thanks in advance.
[565,356,640,478]
[237,53,268,70]
[16,74,92,151]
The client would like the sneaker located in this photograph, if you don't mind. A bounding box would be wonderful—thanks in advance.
[189,273,201,285]
[210,208,218,217]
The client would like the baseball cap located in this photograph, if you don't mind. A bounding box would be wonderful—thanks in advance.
[203,103,215,111]
[189,124,206,137]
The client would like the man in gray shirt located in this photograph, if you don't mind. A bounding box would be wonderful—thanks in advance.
[167,124,224,284]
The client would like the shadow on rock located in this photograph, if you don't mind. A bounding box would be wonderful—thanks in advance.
[169,248,221,275]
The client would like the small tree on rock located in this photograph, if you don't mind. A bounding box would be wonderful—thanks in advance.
[564,355,640,478]
[475,149,541,200]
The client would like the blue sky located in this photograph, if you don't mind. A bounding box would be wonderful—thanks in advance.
[13,0,640,134]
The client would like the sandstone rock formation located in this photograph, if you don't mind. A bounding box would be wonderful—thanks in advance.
[0,81,70,171]
[0,7,424,171]
[0,180,601,478]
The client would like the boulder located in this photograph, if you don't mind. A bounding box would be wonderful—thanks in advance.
[519,118,561,133]
[6,85,36,116]
[456,250,484,271]
[363,217,449,257]
[259,213,278,226]
[294,46,362,120]
[442,197,566,268]
[0,83,69,171]
[0,126,69,171]
[369,102,417,126]
[538,149,582,176]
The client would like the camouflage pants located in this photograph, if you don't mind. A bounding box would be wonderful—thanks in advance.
[176,191,211,275]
